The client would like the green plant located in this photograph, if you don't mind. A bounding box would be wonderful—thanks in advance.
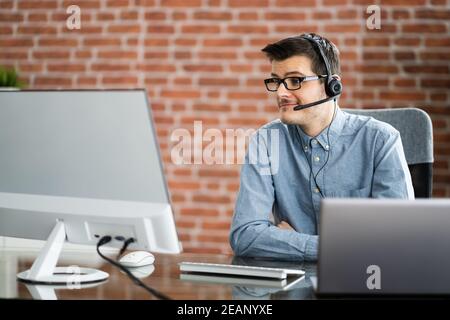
[0,66,25,88]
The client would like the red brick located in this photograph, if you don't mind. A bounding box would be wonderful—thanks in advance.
[363,38,390,46]
[198,169,239,178]
[107,25,141,33]
[198,51,238,59]
[17,26,57,35]
[120,11,139,20]
[161,90,201,99]
[84,38,121,46]
[202,221,231,230]
[47,64,86,72]
[161,0,202,6]
[229,0,269,6]
[227,25,269,34]
[0,13,24,22]
[105,0,130,7]
[425,38,450,47]
[0,0,13,8]
[420,52,450,60]
[394,38,421,46]
[203,39,243,47]
[18,1,57,9]
[0,39,33,47]
[275,0,315,6]
[144,12,166,20]
[97,13,115,21]
[147,25,175,33]
[97,51,138,59]
[193,11,232,20]
[39,39,78,46]
[183,65,222,72]
[182,25,221,33]
[324,24,361,33]
[384,0,425,4]
[192,104,231,112]
[168,181,201,190]
[180,208,220,217]
[265,12,306,20]
[380,92,427,101]
[402,24,447,33]
[35,77,72,86]
[198,78,239,86]
[404,66,449,74]
[91,64,131,71]
[33,51,70,59]
[77,77,97,86]
[192,195,231,204]
[420,79,450,88]
[415,9,450,20]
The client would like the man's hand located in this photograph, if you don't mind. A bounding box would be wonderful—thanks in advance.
[277,221,294,231]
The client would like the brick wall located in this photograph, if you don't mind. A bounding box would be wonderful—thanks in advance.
[1,0,449,254]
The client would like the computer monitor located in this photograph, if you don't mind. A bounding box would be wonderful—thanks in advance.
[0,89,181,284]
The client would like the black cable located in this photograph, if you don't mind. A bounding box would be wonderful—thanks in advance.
[312,99,338,196]
[96,236,171,300]
[117,237,135,260]
[299,99,338,198]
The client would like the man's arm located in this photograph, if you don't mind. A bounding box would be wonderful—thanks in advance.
[229,131,318,261]
[372,129,415,199]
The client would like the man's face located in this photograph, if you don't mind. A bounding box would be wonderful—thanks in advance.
[270,55,328,126]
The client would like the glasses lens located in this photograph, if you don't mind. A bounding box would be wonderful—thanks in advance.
[285,77,302,90]
[265,79,280,91]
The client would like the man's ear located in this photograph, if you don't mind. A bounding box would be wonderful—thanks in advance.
[331,74,341,81]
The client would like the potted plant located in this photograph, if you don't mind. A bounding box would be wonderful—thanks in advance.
[0,66,25,90]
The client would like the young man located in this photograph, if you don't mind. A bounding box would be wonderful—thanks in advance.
[229,33,414,262]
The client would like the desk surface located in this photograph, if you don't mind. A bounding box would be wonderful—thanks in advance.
[0,246,317,300]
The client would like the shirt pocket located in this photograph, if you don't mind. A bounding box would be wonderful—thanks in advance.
[326,185,372,198]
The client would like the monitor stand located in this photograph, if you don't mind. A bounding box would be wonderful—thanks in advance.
[17,220,109,284]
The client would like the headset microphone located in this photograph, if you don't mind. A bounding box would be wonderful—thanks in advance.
[293,34,343,112]
[293,96,336,111]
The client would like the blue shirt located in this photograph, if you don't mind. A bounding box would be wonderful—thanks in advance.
[230,107,414,261]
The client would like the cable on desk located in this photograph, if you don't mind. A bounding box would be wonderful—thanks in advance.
[117,237,135,260]
[96,236,171,300]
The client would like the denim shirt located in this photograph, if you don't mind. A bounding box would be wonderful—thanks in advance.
[230,107,414,262]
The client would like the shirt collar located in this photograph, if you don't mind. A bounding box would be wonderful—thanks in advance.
[295,107,346,151]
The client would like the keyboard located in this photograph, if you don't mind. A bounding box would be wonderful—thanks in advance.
[179,262,305,279]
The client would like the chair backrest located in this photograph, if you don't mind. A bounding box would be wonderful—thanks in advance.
[344,108,434,198]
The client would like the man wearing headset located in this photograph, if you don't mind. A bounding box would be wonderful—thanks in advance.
[229,33,414,262]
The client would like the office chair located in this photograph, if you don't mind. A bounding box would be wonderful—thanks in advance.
[344,108,434,198]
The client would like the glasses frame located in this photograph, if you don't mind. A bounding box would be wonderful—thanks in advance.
[264,75,327,92]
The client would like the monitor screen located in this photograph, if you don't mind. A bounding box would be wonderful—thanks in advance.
[0,89,169,204]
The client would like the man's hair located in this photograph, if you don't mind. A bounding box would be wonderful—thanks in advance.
[261,33,341,79]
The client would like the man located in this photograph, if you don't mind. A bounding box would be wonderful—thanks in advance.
[229,33,414,262]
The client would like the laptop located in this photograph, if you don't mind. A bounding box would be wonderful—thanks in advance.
[315,198,450,296]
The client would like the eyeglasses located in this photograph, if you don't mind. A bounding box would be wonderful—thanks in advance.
[264,75,326,92]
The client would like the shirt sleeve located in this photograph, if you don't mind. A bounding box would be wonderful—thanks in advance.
[371,128,415,199]
[229,129,318,261]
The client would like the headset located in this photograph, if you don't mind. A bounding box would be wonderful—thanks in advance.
[294,34,341,197]
[293,34,343,111]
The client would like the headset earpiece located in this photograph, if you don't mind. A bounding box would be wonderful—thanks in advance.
[326,77,343,97]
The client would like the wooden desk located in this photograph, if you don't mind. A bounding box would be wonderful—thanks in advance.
[0,247,316,300]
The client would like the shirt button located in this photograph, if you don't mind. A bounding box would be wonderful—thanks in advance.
[314,156,320,162]
[303,146,308,151]
[314,188,320,193]
[325,145,330,150]
[312,139,318,145]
